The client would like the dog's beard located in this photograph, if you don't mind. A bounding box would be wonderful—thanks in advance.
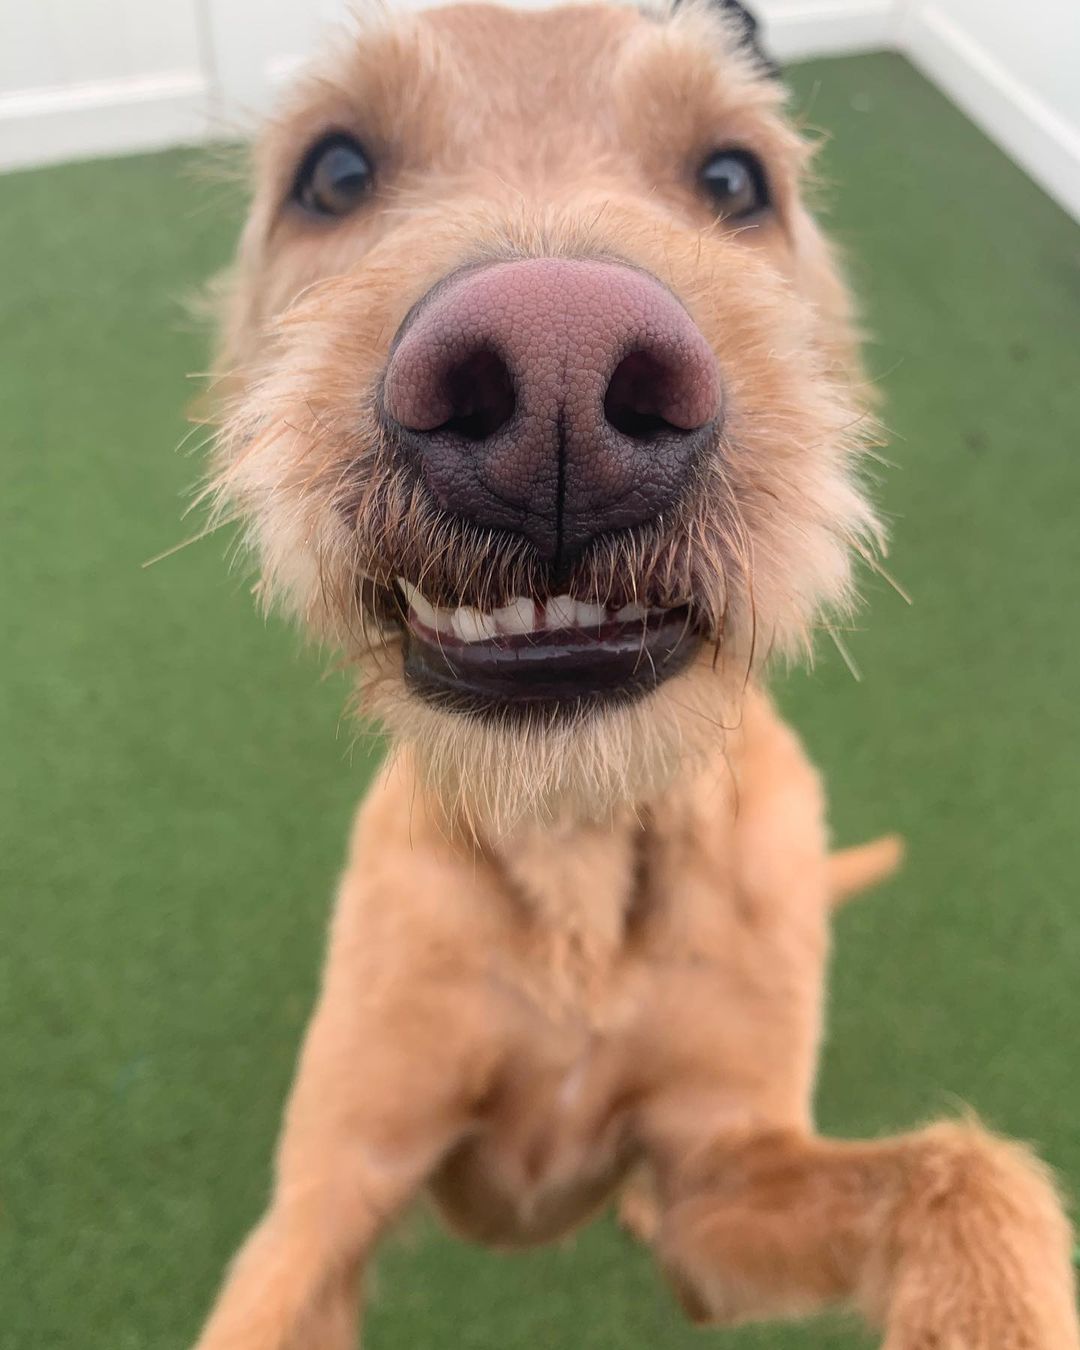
[218,418,875,839]
[360,649,742,838]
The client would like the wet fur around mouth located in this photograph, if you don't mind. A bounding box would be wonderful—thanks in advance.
[340,416,736,618]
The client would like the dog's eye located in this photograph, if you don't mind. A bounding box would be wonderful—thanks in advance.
[699,149,770,220]
[293,134,374,217]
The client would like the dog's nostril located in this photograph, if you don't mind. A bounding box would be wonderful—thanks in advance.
[384,259,722,564]
[604,350,692,443]
[436,348,515,442]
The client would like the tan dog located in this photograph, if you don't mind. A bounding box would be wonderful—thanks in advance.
[194,2,1079,1346]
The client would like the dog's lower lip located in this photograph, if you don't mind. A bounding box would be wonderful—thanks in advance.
[401,604,701,713]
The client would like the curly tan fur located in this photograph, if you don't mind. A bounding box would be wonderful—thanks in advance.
[192,4,1079,1347]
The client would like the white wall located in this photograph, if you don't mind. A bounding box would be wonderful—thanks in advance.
[1,0,1078,223]
[901,0,1080,221]
[0,0,354,168]
[757,0,900,61]
[0,0,213,169]
[197,0,354,132]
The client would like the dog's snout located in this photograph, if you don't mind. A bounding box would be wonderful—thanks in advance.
[382,259,721,564]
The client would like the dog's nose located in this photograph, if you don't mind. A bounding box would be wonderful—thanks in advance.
[382,258,721,565]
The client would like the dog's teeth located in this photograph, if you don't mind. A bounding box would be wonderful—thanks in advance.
[400,579,438,630]
[493,597,537,635]
[451,606,497,643]
[402,584,654,642]
[544,594,577,630]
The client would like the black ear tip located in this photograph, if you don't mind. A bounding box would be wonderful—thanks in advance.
[724,0,760,32]
[672,0,782,80]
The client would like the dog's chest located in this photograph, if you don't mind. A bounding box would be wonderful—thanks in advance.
[501,815,640,943]
[430,1023,637,1246]
[467,821,644,1191]
[427,803,706,1244]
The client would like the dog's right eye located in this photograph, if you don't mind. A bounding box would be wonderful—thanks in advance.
[698,148,771,220]
[292,134,374,217]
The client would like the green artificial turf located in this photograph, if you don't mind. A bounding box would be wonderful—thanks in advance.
[2,51,1078,1350]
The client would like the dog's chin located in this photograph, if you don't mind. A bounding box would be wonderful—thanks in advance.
[365,638,736,839]
[401,605,701,719]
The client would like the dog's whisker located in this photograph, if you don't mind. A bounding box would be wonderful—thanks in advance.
[141,515,241,569]
[824,624,863,683]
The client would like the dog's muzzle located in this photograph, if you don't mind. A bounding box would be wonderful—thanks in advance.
[380,258,719,715]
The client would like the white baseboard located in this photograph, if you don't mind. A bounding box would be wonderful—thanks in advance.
[758,0,899,61]
[0,72,210,173]
[902,4,1080,223]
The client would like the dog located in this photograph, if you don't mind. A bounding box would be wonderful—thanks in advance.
[193,2,1079,1345]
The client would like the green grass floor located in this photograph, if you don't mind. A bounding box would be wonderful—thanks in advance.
[2,51,1079,1350]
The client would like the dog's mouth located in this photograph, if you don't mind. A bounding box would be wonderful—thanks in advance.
[397,580,701,715]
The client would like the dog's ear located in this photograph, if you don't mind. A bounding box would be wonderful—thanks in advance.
[679,0,781,79]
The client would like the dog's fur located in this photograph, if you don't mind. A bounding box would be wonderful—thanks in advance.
[194,3,1079,1346]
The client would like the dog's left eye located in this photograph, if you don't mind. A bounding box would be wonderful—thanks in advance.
[698,149,770,220]
[292,134,374,217]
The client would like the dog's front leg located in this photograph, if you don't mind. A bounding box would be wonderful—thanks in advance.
[193,802,502,1350]
[193,999,482,1350]
[652,1123,1079,1347]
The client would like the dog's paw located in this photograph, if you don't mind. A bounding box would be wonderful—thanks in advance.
[882,1305,1080,1350]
